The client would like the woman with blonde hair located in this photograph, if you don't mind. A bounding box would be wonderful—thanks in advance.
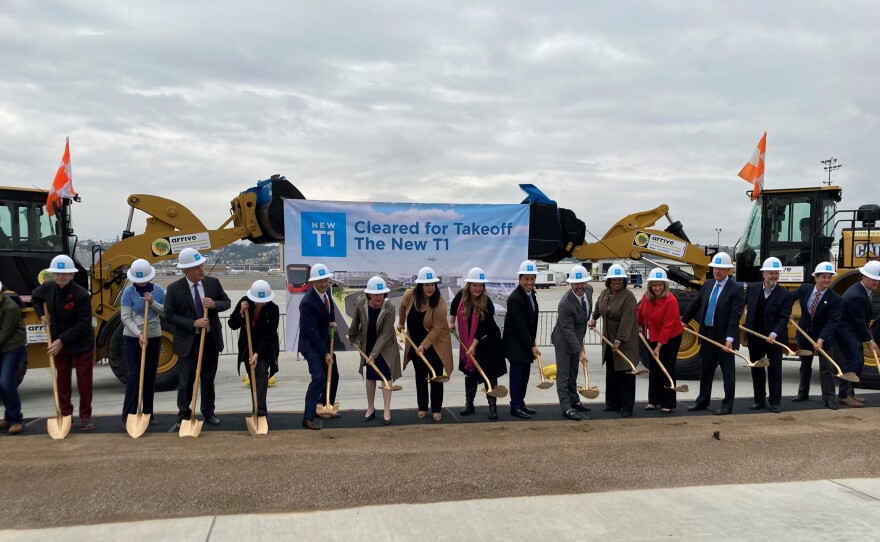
[636,268,683,413]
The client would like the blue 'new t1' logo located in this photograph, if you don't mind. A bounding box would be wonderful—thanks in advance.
[302,212,347,257]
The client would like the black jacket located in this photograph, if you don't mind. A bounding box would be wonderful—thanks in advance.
[163,276,231,355]
[743,283,794,343]
[795,284,841,347]
[32,281,94,356]
[228,296,280,377]
[837,282,874,346]
[682,278,745,348]
[502,286,538,363]
[450,290,507,378]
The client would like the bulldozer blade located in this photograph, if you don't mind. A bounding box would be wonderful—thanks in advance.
[47,415,72,440]
[839,372,860,383]
[536,381,554,389]
[126,413,150,439]
[317,402,340,419]
[486,385,509,398]
[577,386,600,399]
[430,375,450,383]
[179,418,203,438]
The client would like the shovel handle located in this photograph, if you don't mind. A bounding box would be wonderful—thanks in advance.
[594,329,641,374]
[580,347,590,389]
[244,310,260,419]
[681,326,754,366]
[739,325,797,356]
[398,330,440,379]
[450,329,494,391]
[136,302,150,416]
[534,351,551,384]
[43,304,63,420]
[638,332,677,388]
[789,318,847,376]
[352,344,396,391]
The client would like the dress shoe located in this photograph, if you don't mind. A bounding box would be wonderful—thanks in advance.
[7,423,23,435]
[644,404,656,411]
[791,394,809,402]
[770,405,782,413]
[749,402,767,410]
[824,400,839,411]
[510,409,531,419]
[302,419,321,430]
[522,406,537,415]
[563,409,582,421]
[852,395,866,404]
[149,416,159,426]
[572,403,590,412]
[382,418,393,425]
[602,406,620,412]
[488,403,498,421]
[205,416,221,426]
[714,409,731,416]
[459,403,475,416]
[363,411,375,422]
[0,420,8,430]
[80,419,94,431]
[687,405,707,412]
[621,411,632,418]
[840,396,863,408]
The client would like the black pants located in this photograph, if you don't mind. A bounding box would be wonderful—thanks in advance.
[412,349,444,413]
[508,359,531,411]
[177,332,220,421]
[695,332,735,411]
[318,357,339,406]
[122,335,161,422]
[749,339,783,406]
[249,358,271,416]
[464,373,497,406]
[797,351,837,402]
[604,347,635,414]
[647,335,681,410]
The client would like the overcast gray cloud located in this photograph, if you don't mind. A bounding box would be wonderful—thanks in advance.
[1,1,878,252]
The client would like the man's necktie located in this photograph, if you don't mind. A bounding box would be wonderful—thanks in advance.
[809,291,821,319]
[704,283,721,327]
[193,283,203,319]
[324,293,331,314]
[581,296,588,313]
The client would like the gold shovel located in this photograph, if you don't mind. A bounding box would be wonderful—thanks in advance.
[352,344,403,391]
[739,325,798,356]
[43,305,72,440]
[179,329,207,438]
[398,330,450,382]
[450,329,507,398]
[126,303,152,438]
[638,332,688,392]
[577,347,600,399]
[594,330,649,376]
[316,328,340,419]
[681,326,768,368]
[789,319,859,382]
[533,352,555,389]
[243,310,268,436]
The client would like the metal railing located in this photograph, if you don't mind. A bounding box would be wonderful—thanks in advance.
[217,311,600,356]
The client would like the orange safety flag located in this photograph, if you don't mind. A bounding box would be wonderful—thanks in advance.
[737,132,766,201]
[46,137,77,216]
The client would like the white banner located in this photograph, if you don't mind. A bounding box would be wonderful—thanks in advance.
[283,200,530,351]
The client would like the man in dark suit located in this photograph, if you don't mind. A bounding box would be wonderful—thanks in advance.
[682,252,745,415]
[503,260,540,419]
[835,260,880,407]
[164,248,231,427]
[299,263,337,430]
[743,257,794,413]
[794,261,842,409]
[550,264,592,421]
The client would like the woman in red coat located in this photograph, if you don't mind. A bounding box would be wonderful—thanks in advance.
[636,268,683,413]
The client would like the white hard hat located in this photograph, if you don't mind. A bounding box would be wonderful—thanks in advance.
[247,279,275,303]
[812,261,836,276]
[364,275,389,294]
[127,259,156,283]
[308,263,334,282]
[759,257,783,272]
[464,267,488,283]
[48,254,77,274]
[415,266,439,284]
[567,265,589,284]
[177,248,207,269]
[517,260,537,275]
[604,264,628,281]
[646,267,670,282]
[709,252,735,269]
[860,260,880,281]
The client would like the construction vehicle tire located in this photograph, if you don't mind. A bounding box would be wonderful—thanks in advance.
[671,289,701,380]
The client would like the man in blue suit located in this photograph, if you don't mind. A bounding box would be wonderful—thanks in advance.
[503,260,540,419]
[793,262,842,409]
[682,252,745,415]
[743,257,794,413]
[836,260,880,407]
[299,263,337,430]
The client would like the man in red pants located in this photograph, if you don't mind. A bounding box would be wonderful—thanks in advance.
[32,254,95,431]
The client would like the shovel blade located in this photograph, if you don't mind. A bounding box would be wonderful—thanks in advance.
[382,384,403,391]
[245,417,258,436]
[317,402,340,419]
[577,386,600,399]
[536,381,554,389]
[750,357,770,368]
[431,375,450,383]
[795,350,814,356]
[632,369,649,376]
[670,384,689,392]
[47,415,72,440]
[257,416,268,434]
[839,372,860,383]
[179,418,203,438]
[486,385,508,398]
[126,413,150,439]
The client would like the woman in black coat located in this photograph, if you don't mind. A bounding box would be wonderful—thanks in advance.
[449,267,506,421]
[228,280,280,417]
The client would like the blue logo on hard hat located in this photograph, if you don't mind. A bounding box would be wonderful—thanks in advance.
[715,257,722,264]
[773,261,780,268]
[655,271,662,278]
[58,262,66,269]
[575,272,582,279]
[825,265,832,271]
[614,269,621,275]
[194,254,201,261]
[258,291,266,298]
[427,272,433,279]
[377,283,384,290]
[479,273,485,280]
[318,269,326,276]
[527,265,534,271]
[136,271,144,278]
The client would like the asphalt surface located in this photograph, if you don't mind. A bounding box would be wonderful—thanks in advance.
[3,406,880,530]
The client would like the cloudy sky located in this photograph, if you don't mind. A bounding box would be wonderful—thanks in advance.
[1,1,878,252]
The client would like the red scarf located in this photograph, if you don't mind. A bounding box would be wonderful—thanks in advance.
[456,300,480,371]
[251,305,262,328]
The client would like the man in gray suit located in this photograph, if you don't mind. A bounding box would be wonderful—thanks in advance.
[551,265,593,421]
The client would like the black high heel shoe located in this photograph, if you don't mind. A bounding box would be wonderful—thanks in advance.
[363,411,376,422]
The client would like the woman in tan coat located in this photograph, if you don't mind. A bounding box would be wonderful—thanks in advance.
[589,264,639,417]
[397,266,453,421]
[348,276,402,425]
